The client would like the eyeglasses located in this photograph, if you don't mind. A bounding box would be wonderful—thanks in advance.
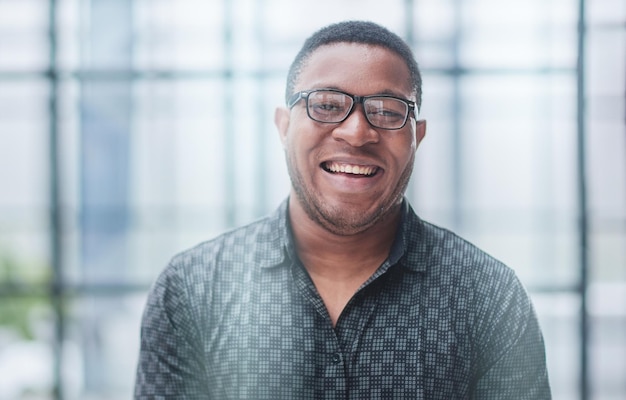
[287,89,416,130]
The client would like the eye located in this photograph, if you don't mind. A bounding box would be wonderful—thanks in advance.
[308,97,349,120]
[314,102,343,112]
[366,99,407,123]
[370,108,403,118]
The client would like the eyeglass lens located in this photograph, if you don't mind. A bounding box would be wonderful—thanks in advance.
[306,91,408,129]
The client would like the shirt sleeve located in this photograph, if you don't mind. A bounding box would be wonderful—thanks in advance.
[471,271,552,399]
[134,263,209,399]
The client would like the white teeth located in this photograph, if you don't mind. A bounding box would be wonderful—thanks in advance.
[326,162,377,176]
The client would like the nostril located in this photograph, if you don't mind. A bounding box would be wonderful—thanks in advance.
[331,119,380,146]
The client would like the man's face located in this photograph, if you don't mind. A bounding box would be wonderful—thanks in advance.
[275,43,426,236]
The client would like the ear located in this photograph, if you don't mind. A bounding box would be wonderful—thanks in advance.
[274,107,290,147]
[414,119,427,149]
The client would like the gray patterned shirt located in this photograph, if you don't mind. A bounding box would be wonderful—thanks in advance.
[135,198,551,399]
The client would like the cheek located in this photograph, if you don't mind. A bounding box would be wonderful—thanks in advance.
[285,133,314,172]
[286,124,325,159]
[389,136,416,170]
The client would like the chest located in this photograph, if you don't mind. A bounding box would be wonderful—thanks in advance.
[200,265,475,399]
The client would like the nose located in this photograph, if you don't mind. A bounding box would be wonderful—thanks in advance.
[331,104,380,147]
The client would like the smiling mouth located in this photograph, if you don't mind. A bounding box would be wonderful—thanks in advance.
[322,161,380,177]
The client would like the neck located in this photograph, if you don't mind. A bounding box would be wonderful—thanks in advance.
[288,196,402,280]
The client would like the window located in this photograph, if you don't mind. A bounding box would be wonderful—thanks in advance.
[0,0,624,398]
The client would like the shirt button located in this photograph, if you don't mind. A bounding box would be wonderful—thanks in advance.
[331,353,342,364]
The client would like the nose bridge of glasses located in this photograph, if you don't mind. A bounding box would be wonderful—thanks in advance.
[351,96,395,127]
[333,98,379,142]
[342,95,370,124]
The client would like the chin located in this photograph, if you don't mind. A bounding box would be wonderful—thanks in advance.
[316,202,389,235]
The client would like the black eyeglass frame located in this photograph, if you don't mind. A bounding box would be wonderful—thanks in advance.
[287,89,417,130]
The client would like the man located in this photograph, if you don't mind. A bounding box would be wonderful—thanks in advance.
[135,20,551,399]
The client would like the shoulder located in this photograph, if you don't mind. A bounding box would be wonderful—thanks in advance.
[426,221,510,272]
[403,208,529,313]
[150,201,290,299]
[167,212,286,283]
[407,213,538,338]
[415,215,535,324]
[405,211,515,282]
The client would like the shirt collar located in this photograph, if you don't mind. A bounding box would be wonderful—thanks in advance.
[392,199,428,273]
[256,198,292,269]
[260,197,429,273]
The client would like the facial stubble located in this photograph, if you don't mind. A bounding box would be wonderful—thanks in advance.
[285,144,415,236]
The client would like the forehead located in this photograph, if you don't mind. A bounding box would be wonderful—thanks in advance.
[296,43,414,98]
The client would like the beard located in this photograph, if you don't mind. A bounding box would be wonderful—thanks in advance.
[285,149,414,236]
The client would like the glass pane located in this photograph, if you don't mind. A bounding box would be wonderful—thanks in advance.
[0,80,50,280]
[62,294,145,399]
[588,0,626,26]
[459,74,576,211]
[534,292,581,400]
[589,283,626,399]
[459,0,577,69]
[134,0,225,70]
[0,296,54,399]
[0,0,49,71]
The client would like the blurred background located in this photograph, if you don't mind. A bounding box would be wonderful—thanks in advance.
[0,0,624,399]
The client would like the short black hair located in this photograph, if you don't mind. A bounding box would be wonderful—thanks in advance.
[285,20,422,110]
